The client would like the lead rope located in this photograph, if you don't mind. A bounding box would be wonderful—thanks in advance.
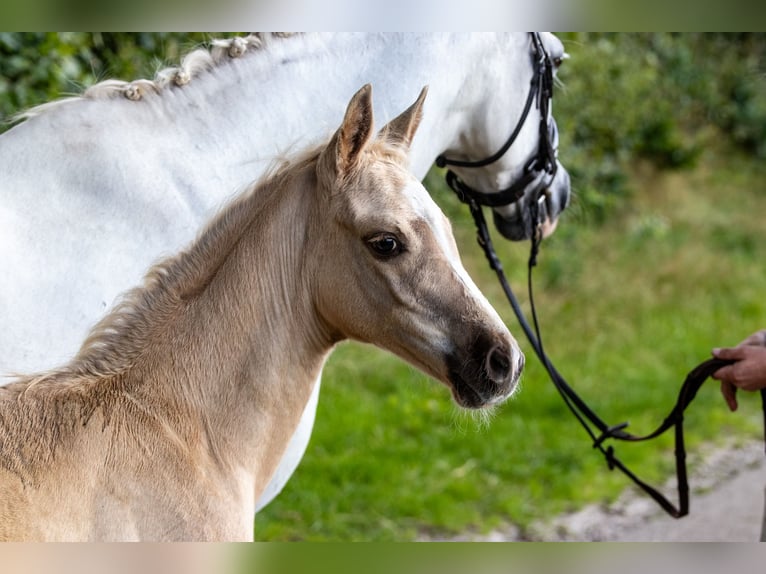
[463,197,766,518]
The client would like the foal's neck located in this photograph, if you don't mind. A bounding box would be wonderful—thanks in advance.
[128,162,332,492]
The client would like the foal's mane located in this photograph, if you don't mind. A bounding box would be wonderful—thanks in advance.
[0,147,325,479]
[10,146,319,394]
[16,33,300,121]
[10,136,408,394]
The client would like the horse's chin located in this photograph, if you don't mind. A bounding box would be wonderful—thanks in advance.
[492,210,560,242]
[448,377,517,410]
[450,378,489,409]
[539,216,559,238]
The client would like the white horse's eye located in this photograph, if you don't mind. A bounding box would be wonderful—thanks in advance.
[552,53,569,70]
[367,233,404,258]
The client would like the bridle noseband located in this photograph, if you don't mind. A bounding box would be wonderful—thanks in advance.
[436,32,559,212]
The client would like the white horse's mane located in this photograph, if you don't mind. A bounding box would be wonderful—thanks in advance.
[16,33,298,121]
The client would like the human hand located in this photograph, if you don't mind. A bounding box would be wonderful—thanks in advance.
[712,344,766,412]
[736,329,766,348]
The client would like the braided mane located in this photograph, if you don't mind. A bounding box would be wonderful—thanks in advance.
[17,33,298,119]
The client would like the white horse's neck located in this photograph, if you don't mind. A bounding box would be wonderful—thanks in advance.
[12,33,517,183]
[0,33,545,518]
[1,34,531,379]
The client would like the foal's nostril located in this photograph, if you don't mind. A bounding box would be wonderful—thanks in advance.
[486,345,512,382]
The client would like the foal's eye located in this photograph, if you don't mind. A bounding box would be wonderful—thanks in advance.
[367,234,403,258]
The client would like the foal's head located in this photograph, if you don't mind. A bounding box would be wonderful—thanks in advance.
[312,85,523,409]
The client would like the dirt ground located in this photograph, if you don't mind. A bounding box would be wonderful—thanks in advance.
[535,439,766,542]
[426,439,766,542]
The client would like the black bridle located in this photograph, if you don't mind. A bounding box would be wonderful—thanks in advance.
[436,32,559,212]
[444,32,766,519]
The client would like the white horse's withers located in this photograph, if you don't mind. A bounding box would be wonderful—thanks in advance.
[0,33,570,510]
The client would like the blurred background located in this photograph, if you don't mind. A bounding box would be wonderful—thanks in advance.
[2,33,766,542]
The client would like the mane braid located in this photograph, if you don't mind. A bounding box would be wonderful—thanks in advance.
[12,147,323,392]
[14,33,300,121]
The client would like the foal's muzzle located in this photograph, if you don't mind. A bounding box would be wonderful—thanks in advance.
[445,335,524,409]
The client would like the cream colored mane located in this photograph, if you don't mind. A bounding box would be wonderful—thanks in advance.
[18,33,297,119]
[10,136,408,395]
[11,150,311,393]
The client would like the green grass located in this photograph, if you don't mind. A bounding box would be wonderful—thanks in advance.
[254,145,766,541]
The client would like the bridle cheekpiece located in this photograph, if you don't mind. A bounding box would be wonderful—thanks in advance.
[436,32,559,213]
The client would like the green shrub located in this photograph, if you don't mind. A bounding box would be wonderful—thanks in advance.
[556,33,766,222]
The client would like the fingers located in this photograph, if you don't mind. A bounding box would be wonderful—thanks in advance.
[714,332,766,412]
[712,364,731,381]
[712,346,748,361]
[720,380,738,412]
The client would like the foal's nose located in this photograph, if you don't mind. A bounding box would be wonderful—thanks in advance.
[485,343,524,386]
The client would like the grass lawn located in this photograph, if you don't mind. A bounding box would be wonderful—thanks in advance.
[254,144,766,541]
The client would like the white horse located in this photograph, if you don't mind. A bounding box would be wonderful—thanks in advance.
[0,33,570,510]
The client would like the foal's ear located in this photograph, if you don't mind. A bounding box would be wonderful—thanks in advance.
[320,83,375,179]
[379,85,428,151]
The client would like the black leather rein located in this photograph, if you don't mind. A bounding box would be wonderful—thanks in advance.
[440,31,766,519]
[458,180,766,520]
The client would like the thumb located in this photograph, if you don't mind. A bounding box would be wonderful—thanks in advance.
[712,346,748,361]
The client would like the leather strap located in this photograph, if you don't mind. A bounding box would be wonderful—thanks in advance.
[462,195,766,518]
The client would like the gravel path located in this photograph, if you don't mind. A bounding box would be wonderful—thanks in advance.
[424,439,766,542]
[610,460,765,541]
[530,440,766,541]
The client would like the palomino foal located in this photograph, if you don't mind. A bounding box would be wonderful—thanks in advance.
[0,85,522,541]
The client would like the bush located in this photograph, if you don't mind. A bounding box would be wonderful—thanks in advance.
[556,33,766,222]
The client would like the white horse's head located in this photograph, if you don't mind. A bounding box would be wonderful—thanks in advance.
[436,32,571,242]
